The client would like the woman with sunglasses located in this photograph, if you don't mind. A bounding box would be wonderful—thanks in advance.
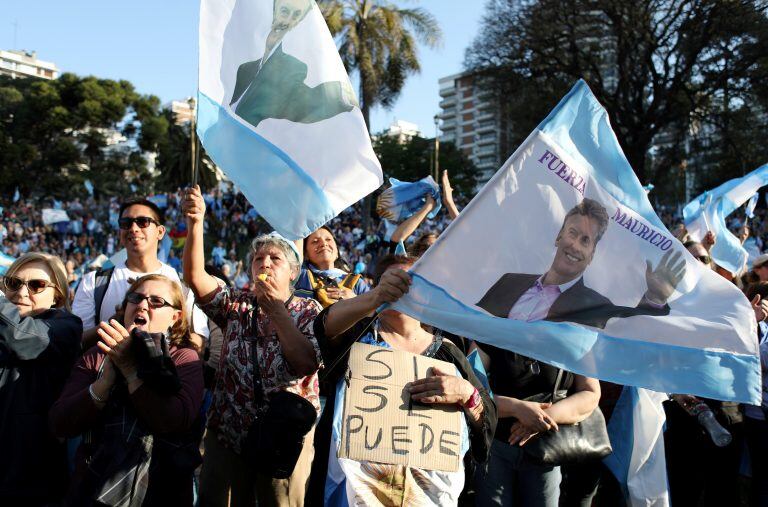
[51,274,204,506]
[0,252,83,506]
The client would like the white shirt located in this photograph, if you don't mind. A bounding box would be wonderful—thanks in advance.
[72,260,209,337]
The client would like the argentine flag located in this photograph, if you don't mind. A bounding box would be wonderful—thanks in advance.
[391,80,761,404]
[198,0,382,239]
[0,251,15,276]
[683,164,768,274]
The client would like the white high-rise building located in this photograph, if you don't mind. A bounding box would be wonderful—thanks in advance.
[0,50,59,80]
[438,71,508,183]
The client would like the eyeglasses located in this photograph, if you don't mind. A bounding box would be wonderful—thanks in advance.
[696,255,712,264]
[118,216,159,230]
[125,292,178,309]
[2,276,57,295]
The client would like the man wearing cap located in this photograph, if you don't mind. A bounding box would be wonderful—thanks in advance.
[182,185,322,506]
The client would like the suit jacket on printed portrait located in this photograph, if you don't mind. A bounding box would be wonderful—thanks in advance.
[476,273,670,329]
[230,44,353,128]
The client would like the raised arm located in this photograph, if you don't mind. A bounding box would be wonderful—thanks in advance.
[441,170,460,220]
[322,269,411,340]
[390,195,436,244]
[182,185,219,302]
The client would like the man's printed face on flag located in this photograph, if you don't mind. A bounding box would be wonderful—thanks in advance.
[271,0,312,39]
[552,213,601,283]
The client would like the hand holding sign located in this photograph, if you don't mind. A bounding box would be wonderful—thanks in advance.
[407,365,474,405]
[644,250,686,306]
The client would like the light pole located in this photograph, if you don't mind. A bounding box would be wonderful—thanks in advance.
[433,114,440,181]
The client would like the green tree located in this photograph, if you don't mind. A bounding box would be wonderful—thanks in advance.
[320,0,442,128]
[466,0,768,192]
[0,73,172,198]
[373,134,478,197]
[320,0,442,228]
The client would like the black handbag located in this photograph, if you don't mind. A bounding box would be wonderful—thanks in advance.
[242,299,317,479]
[521,369,612,466]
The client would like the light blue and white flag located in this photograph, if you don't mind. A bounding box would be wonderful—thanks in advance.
[746,192,759,219]
[391,80,760,404]
[683,164,768,274]
[84,179,94,196]
[12,188,19,203]
[376,176,441,223]
[42,208,70,225]
[604,386,670,507]
[198,0,382,240]
[147,194,168,209]
[643,183,655,194]
[157,233,173,264]
[0,251,15,276]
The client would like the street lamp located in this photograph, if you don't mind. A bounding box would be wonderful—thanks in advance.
[433,114,440,181]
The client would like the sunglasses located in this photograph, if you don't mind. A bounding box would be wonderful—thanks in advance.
[118,216,159,230]
[2,276,57,295]
[125,292,178,309]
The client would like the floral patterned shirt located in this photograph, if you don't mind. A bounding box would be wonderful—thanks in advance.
[200,282,323,453]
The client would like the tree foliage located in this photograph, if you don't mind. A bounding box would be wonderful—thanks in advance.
[0,73,219,199]
[466,0,768,199]
[373,134,478,197]
[0,73,167,198]
[319,0,442,128]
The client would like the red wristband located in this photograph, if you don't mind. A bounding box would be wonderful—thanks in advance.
[463,387,481,409]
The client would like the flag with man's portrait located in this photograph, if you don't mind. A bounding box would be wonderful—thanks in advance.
[198,0,382,240]
[391,80,760,404]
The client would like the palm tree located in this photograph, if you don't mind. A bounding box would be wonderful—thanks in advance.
[320,0,442,129]
[320,1,442,229]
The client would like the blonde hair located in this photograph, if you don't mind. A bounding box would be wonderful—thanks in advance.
[123,274,195,350]
[5,253,70,310]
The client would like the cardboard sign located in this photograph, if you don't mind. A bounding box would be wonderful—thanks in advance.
[339,342,463,472]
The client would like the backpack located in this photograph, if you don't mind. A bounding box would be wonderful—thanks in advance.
[305,270,361,308]
[93,267,115,324]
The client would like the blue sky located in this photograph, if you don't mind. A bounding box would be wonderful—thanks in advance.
[1,0,484,134]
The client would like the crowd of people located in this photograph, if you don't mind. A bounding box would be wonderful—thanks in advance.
[0,175,766,507]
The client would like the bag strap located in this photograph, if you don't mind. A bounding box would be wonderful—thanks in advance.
[93,267,115,324]
[551,369,565,400]
[250,292,296,408]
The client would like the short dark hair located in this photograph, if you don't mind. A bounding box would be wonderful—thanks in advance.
[746,282,768,301]
[560,198,609,244]
[373,254,416,286]
[119,198,164,223]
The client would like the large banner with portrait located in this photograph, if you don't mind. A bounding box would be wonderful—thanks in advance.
[198,0,382,239]
[392,81,761,404]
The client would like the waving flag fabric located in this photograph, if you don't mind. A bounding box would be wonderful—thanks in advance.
[0,251,15,276]
[683,164,768,274]
[376,176,441,223]
[391,80,760,404]
[198,0,382,240]
[604,387,670,507]
[746,192,759,219]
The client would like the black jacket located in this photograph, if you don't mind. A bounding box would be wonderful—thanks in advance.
[477,273,670,329]
[0,297,82,504]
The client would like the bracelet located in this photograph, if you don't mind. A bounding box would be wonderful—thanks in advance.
[88,383,107,404]
[463,387,481,410]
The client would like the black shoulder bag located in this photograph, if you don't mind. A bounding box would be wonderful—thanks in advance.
[521,369,612,466]
[242,297,318,479]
